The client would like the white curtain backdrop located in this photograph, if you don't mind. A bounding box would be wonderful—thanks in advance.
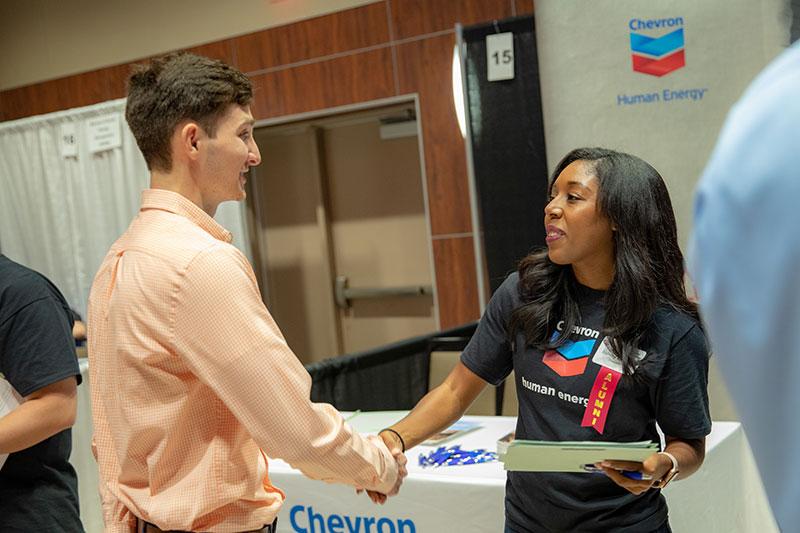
[0,98,252,319]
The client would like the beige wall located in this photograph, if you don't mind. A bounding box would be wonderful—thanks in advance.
[534,0,788,251]
[0,0,379,90]
[533,0,790,423]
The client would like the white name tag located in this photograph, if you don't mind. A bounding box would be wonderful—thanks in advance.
[592,337,646,373]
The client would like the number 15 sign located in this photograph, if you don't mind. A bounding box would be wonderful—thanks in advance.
[486,32,514,81]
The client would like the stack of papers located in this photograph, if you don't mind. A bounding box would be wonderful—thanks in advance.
[500,439,658,473]
[497,431,515,455]
[0,377,22,471]
[422,420,481,446]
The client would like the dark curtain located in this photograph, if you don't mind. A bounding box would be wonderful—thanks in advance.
[305,323,477,411]
[463,15,549,294]
[793,0,800,42]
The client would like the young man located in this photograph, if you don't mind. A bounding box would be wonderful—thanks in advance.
[0,254,84,532]
[87,53,405,533]
[690,41,800,533]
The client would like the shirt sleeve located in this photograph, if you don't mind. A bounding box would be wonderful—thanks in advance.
[171,244,397,494]
[0,296,80,397]
[654,324,712,439]
[460,273,518,386]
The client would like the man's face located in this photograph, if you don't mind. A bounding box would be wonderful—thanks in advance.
[197,104,261,215]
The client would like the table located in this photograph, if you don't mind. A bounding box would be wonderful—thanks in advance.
[663,421,777,532]
[71,394,777,532]
[267,413,778,533]
[268,412,509,533]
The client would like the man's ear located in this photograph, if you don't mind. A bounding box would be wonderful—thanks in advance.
[178,122,201,161]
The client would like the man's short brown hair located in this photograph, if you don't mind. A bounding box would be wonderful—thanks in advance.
[125,53,253,171]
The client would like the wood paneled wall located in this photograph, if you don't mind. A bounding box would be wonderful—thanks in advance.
[0,0,534,328]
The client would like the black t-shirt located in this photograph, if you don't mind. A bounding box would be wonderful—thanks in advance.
[0,255,84,532]
[462,273,711,533]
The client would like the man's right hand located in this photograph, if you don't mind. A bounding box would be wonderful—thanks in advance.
[380,428,407,493]
[358,432,408,504]
[387,447,408,495]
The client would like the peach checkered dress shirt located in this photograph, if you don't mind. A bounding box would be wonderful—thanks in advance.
[87,189,397,532]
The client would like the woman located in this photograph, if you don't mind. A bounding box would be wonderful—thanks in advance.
[378,148,710,532]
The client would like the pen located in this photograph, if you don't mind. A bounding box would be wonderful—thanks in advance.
[621,470,652,481]
[582,464,652,480]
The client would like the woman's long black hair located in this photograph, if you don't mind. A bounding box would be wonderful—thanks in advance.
[508,147,698,376]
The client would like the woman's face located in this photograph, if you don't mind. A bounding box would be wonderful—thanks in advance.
[544,160,615,284]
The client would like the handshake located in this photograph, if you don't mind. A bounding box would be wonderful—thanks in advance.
[356,428,409,505]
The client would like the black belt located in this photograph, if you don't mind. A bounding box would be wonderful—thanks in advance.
[136,517,277,533]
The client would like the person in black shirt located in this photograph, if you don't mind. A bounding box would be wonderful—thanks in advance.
[379,148,710,532]
[0,254,84,532]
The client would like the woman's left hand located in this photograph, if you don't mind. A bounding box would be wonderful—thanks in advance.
[597,452,672,495]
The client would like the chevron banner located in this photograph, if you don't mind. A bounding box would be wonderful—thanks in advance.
[630,28,686,77]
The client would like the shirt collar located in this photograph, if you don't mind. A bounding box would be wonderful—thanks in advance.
[140,189,233,244]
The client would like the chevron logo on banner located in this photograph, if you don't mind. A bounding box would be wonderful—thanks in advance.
[630,27,685,77]
[543,338,597,377]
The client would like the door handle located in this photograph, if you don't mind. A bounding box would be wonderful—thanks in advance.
[334,276,432,309]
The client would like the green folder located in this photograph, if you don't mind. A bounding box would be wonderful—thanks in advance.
[500,439,658,473]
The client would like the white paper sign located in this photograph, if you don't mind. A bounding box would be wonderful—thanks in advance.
[87,114,121,153]
[0,376,22,470]
[487,32,515,81]
[60,123,78,158]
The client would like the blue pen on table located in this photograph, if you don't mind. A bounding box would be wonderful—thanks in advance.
[582,464,652,481]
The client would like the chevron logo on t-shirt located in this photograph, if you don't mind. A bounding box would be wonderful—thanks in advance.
[543,338,597,377]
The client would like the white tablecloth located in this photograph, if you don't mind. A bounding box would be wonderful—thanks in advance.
[268,412,511,533]
[267,413,777,533]
[72,394,777,532]
[663,421,777,532]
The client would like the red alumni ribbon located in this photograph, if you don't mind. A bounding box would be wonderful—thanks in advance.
[581,367,621,434]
